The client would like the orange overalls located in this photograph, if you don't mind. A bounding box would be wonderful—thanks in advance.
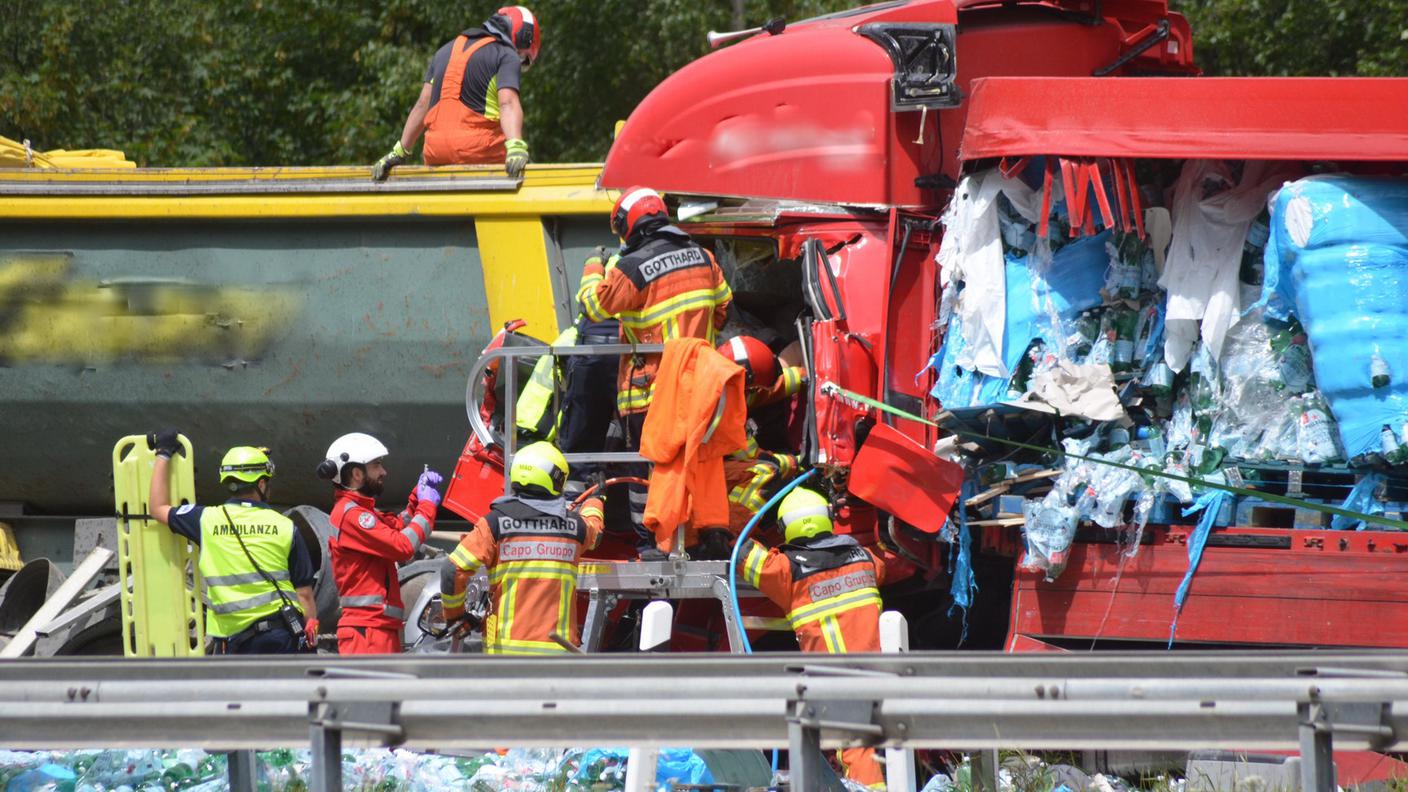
[442,495,603,655]
[740,534,889,789]
[640,338,748,552]
[423,35,507,166]
[578,227,731,415]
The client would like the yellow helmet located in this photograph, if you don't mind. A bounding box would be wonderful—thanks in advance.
[779,487,832,544]
[219,446,274,488]
[511,441,568,496]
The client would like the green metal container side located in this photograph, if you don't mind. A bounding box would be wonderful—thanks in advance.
[0,216,611,515]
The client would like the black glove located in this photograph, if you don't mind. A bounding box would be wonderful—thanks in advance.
[148,429,183,459]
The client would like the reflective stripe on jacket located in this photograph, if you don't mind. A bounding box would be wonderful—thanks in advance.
[515,327,577,440]
[328,490,436,632]
[577,228,731,414]
[739,534,886,654]
[198,504,299,638]
[441,495,603,655]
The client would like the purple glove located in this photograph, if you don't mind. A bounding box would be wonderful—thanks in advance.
[415,469,444,507]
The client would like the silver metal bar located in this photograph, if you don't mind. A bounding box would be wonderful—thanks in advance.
[1,548,114,658]
[309,703,342,792]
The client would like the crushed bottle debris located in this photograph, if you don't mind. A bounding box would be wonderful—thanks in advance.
[932,165,1408,582]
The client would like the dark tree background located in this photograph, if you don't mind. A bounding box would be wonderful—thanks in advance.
[2,1,1404,167]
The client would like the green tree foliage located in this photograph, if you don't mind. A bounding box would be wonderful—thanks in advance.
[2,2,1403,167]
[0,0,850,166]
[1174,0,1408,77]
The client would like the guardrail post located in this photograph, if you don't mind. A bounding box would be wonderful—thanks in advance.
[880,611,916,792]
[309,702,342,792]
[1298,701,1335,792]
[971,749,1001,792]
[226,751,257,792]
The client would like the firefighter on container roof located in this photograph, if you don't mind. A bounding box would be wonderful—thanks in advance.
[317,432,443,654]
[146,431,317,655]
[717,335,808,529]
[737,487,890,790]
[576,186,732,556]
[372,6,541,180]
[439,441,604,655]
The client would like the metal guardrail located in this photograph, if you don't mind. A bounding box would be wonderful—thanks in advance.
[465,342,667,495]
[1,653,1405,792]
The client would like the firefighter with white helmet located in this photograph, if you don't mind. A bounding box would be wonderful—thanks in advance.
[318,432,444,654]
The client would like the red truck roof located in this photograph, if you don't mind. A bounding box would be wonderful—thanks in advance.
[961,76,1408,162]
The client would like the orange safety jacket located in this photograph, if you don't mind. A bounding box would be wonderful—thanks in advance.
[578,226,731,415]
[740,532,889,789]
[328,490,437,632]
[442,494,603,655]
[423,36,507,166]
[640,338,748,551]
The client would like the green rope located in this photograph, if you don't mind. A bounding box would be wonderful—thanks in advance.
[821,382,1408,531]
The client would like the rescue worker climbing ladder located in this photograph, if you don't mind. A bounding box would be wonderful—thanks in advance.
[739,487,890,790]
[440,442,604,655]
[577,186,732,553]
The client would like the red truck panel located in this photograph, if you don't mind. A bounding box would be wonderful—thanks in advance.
[1008,527,1408,648]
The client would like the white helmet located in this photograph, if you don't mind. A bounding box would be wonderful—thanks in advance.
[317,432,390,486]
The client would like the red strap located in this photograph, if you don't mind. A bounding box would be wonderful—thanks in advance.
[1060,157,1081,238]
[1000,156,1031,179]
[1038,157,1055,240]
[439,36,495,105]
[1088,159,1115,231]
[1124,159,1147,240]
[1111,157,1132,233]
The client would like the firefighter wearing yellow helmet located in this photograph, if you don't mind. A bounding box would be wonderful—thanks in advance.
[146,430,318,654]
[440,441,606,654]
[736,486,891,789]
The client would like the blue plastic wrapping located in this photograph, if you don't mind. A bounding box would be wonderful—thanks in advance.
[1032,230,1110,323]
[1260,176,1408,458]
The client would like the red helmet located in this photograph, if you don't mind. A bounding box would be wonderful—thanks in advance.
[610,186,669,239]
[490,6,542,68]
[719,336,779,389]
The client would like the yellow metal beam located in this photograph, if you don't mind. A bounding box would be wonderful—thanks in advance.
[0,165,611,220]
[475,216,562,341]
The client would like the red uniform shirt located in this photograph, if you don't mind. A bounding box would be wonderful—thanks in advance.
[328,490,436,631]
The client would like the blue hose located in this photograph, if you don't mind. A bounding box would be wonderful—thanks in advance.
[726,467,818,656]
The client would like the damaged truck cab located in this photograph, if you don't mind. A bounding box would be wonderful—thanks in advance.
[592,0,1408,650]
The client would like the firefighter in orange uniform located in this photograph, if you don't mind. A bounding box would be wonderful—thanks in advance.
[717,335,807,528]
[576,186,731,553]
[439,442,604,655]
[372,6,541,180]
[318,432,442,655]
[737,486,889,790]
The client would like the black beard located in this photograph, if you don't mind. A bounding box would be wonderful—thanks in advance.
[358,479,385,497]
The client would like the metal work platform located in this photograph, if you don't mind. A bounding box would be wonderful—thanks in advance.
[576,559,762,652]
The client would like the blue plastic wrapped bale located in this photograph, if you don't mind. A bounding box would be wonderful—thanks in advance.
[1031,230,1110,330]
[1260,176,1408,459]
[930,254,1040,408]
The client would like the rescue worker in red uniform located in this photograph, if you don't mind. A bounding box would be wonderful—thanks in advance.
[372,6,541,180]
[718,336,807,529]
[576,186,732,555]
[738,487,889,790]
[439,442,604,655]
[317,432,443,655]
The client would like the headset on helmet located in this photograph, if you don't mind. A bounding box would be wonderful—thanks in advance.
[317,432,389,487]
[489,5,542,67]
[511,441,568,496]
[718,335,779,389]
[779,487,833,544]
[219,446,274,491]
[610,186,669,240]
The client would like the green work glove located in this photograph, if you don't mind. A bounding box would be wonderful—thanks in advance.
[371,141,411,182]
[505,138,530,178]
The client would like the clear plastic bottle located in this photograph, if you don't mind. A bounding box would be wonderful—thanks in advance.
[1295,392,1343,463]
[1110,308,1137,373]
[1371,346,1392,389]
[1269,320,1313,394]
[1240,211,1270,286]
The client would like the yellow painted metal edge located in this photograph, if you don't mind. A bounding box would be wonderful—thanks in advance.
[475,217,561,340]
[0,165,614,220]
[0,163,604,183]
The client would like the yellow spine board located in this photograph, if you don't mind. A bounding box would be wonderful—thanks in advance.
[111,435,205,656]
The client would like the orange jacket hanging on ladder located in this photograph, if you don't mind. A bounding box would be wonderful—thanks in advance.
[640,338,748,552]
[422,35,507,166]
